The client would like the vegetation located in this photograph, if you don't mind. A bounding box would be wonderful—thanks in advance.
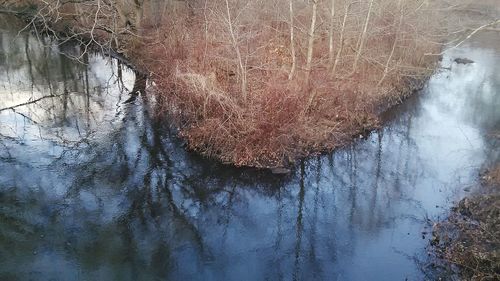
[432,166,500,281]
[138,0,444,168]
[2,0,461,168]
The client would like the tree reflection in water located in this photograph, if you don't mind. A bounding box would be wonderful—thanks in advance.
[1,15,499,281]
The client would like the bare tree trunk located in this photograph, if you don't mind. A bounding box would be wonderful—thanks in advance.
[328,0,335,68]
[352,0,374,73]
[332,1,350,75]
[378,0,403,86]
[133,0,144,29]
[224,0,247,100]
[114,0,128,28]
[288,0,296,80]
[305,0,317,84]
[203,0,209,68]
[113,0,143,29]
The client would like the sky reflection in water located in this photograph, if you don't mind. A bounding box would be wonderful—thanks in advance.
[0,15,499,281]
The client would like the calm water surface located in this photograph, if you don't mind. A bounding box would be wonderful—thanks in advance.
[0,15,499,281]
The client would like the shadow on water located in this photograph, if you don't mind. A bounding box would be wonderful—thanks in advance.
[0,15,499,281]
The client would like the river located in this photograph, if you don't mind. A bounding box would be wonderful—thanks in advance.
[0,14,499,281]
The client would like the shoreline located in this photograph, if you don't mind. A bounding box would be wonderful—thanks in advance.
[1,1,452,170]
[139,53,436,170]
[431,166,500,280]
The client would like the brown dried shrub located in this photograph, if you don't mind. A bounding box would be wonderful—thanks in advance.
[432,166,500,281]
[136,0,441,168]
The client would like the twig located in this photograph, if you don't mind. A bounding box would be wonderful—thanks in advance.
[0,93,72,112]
[425,19,500,56]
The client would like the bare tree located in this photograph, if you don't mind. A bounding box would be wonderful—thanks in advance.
[305,0,318,83]
[224,0,247,100]
[352,0,374,73]
[328,0,335,68]
[378,0,403,86]
[114,0,145,29]
[332,1,353,75]
[288,0,296,80]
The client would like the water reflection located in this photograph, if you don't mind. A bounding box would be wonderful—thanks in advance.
[0,16,499,281]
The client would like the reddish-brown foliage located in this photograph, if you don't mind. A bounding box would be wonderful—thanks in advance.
[131,0,440,168]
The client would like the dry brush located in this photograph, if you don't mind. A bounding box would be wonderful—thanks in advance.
[7,0,458,168]
[139,0,444,168]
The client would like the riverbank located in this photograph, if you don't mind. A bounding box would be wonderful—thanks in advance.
[431,166,500,280]
[131,0,442,169]
[2,9,500,280]
[4,0,496,169]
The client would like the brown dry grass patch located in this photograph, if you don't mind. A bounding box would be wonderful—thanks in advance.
[432,166,500,281]
[133,0,441,168]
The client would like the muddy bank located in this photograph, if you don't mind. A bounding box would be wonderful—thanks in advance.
[431,166,500,281]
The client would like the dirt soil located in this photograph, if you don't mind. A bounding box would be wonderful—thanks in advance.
[431,166,500,281]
